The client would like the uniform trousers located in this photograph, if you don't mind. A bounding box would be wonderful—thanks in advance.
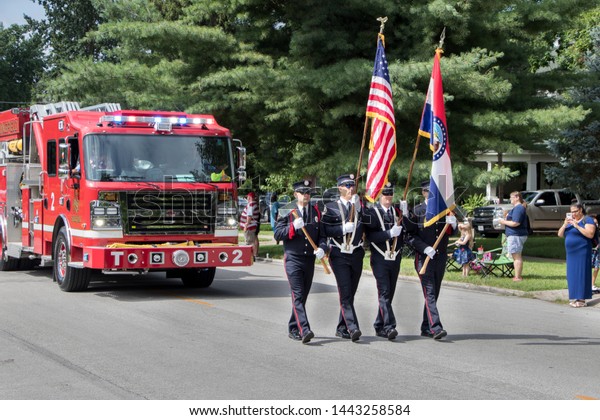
[370,253,401,333]
[414,253,446,335]
[330,247,365,333]
[284,253,315,336]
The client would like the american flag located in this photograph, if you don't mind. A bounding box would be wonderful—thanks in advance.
[365,34,396,202]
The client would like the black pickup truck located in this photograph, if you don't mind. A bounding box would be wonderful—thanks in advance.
[472,189,600,237]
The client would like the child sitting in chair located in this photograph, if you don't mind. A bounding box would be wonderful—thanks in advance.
[453,221,475,277]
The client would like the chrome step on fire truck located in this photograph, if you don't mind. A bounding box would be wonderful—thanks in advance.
[0,101,252,291]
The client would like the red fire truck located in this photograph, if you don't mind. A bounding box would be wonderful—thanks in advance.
[0,101,252,291]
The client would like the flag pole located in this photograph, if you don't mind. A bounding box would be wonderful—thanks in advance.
[355,16,388,185]
[419,223,450,275]
[291,209,331,274]
[401,27,445,202]
[348,16,388,243]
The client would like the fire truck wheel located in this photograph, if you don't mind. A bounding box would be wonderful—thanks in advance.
[0,246,20,271]
[180,267,216,288]
[53,227,90,292]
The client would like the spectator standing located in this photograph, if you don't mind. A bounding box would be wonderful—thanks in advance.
[590,214,600,293]
[240,192,260,261]
[270,193,281,243]
[558,203,596,307]
[497,191,529,282]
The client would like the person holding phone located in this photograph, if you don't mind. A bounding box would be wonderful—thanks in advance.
[558,203,596,307]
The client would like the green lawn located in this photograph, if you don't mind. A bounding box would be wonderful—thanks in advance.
[253,227,569,292]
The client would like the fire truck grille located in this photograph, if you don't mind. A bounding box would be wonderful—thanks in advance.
[122,190,216,235]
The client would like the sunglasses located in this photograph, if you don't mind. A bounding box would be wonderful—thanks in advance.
[295,188,311,194]
[341,182,355,189]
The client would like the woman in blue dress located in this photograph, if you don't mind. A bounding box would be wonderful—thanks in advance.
[557,203,596,307]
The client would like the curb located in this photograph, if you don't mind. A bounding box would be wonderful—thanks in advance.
[256,256,600,309]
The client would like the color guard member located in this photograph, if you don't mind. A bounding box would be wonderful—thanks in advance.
[364,182,405,340]
[274,180,327,344]
[406,180,456,340]
[322,174,365,342]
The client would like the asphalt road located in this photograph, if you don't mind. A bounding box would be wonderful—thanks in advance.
[1,261,599,400]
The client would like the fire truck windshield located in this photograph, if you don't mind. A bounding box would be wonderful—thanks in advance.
[83,134,234,182]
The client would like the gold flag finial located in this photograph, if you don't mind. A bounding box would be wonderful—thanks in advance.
[377,16,388,34]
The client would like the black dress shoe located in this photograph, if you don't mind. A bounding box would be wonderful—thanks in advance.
[433,329,447,340]
[288,330,301,341]
[387,328,398,341]
[350,329,362,342]
[420,331,434,338]
[375,330,387,338]
[302,330,314,344]
[335,330,351,339]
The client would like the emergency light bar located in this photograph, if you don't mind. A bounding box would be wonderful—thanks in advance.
[99,115,214,125]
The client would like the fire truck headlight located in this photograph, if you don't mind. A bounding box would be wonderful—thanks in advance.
[216,196,238,230]
[91,199,122,230]
[172,250,190,267]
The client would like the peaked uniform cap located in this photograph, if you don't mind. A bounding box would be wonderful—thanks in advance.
[337,174,355,186]
[381,182,394,196]
[293,180,311,191]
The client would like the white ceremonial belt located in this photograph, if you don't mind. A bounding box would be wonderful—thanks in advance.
[372,242,399,261]
[331,238,363,254]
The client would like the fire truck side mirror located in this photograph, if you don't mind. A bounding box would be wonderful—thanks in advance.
[58,143,71,178]
[233,140,246,183]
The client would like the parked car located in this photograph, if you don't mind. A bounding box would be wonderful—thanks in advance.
[471,189,600,237]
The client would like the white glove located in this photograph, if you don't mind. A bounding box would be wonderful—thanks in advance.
[314,248,325,259]
[293,217,305,230]
[351,194,360,206]
[424,246,436,259]
[445,215,457,230]
[389,224,402,238]
[343,222,355,234]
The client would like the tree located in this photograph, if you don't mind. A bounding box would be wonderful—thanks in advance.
[36,0,597,193]
[0,23,46,105]
[545,8,600,198]
[34,0,102,70]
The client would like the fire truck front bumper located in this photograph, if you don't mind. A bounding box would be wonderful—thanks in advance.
[82,244,254,270]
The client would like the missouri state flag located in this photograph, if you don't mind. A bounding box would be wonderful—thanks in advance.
[365,34,396,202]
[419,50,455,227]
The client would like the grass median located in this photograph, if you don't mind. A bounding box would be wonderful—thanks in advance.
[251,226,568,293]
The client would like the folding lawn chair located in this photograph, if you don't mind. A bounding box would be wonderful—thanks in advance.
[480,234,514,278]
